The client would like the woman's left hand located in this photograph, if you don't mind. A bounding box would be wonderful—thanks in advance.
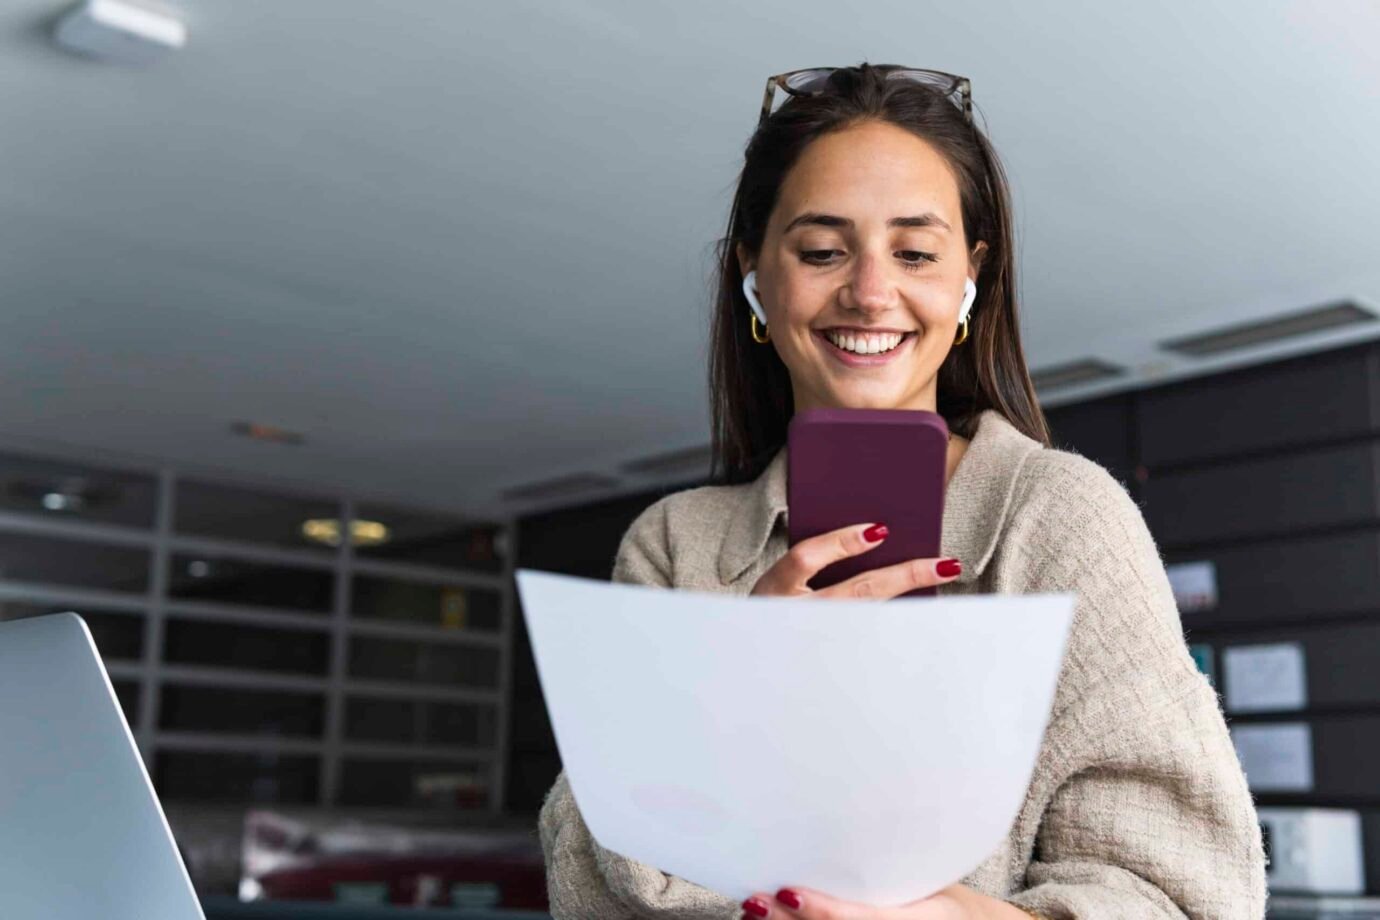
[739,883,1035,920]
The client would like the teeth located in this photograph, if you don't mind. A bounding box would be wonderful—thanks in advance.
[824,331,905,355]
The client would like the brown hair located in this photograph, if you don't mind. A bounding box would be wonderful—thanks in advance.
[708,62,1050,484]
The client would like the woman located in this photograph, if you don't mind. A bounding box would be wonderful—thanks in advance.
[539,63,1266,920]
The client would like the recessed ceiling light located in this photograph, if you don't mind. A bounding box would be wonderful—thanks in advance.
[301,518,390,548]
[8,477,117,512]
[42,492,77,511]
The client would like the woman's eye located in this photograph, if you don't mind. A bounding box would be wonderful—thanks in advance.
[897,250,939,267]
[798,250,939,269]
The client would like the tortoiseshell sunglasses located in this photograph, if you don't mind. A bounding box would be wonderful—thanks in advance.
[759,66,972,126]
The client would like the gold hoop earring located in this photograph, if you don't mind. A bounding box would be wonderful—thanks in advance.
[750,314,771,344]
[954,318,969,346]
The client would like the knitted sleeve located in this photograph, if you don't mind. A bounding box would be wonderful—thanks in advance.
[1002,453,1267,920]
[536,497,740,920]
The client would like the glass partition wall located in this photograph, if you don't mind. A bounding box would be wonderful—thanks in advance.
[0,448,515,817]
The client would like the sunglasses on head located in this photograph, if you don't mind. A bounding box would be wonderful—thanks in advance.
[759,66,972,126]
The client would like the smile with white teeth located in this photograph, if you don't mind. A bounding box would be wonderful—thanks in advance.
[823,330,908,355]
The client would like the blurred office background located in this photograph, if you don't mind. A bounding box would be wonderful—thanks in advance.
[1,0,1378,917]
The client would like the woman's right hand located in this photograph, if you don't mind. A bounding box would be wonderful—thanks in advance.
[749,523,962,599]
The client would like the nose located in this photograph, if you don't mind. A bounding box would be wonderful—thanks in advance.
[840,248,899,314]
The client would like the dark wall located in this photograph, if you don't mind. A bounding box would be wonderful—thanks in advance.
[509,339,1380,893]
[1045,339,1380,894]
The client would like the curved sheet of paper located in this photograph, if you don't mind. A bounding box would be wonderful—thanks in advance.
[516,569,1074,907]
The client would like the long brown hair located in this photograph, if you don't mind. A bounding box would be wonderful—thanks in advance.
[708,63,1050,484]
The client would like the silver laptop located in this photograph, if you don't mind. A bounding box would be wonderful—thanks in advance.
[0,612,205,919]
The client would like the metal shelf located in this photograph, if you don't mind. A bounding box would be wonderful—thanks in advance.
[339,741,495,762]
[349,618,504,648]
[0,580,148,611]
[0,457,515,816]
[164,599,333,632]
[156,732,327,756]
[157,664,332,693]
[347,680,502,706]
[0,509,155,548]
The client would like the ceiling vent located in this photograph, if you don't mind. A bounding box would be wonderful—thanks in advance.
[620,444,714,479]
[500,472,620,504]
[1159,300,1377,357]
[1030,358,1127,392]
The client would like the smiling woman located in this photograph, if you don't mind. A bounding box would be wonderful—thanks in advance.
[537,63,1266,920]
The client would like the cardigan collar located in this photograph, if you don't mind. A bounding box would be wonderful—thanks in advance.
[716,408,1044,587]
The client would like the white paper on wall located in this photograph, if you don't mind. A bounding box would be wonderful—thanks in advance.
[1231,723,1314,792]
[1223,642,1307,713]
[1166,560,1218,613]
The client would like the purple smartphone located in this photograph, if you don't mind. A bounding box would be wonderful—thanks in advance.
[786,407,948,598]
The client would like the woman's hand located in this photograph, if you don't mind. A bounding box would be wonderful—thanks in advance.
[738,883,1036,920]
[750,522,962,598]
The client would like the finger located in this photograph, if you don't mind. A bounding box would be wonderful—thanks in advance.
[738,888,813,920]
[745,885,889,920]
[740,892,781,919]
[742,884,972,920]
[771,523,889,592]
[816,554,962,601]
[756,885,957,920]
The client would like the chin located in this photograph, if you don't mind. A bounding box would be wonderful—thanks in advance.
[829,391,910,411]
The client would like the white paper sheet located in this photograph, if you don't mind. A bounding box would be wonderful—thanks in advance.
[1223,642,1307,713]
[515,569,1075,907]
[1232,723,1315,792]
[1166,560,1219,613]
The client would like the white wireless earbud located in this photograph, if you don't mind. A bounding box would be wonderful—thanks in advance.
[959,277,977,324]
[742,270,769,326]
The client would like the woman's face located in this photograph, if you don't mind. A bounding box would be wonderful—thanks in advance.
[737,119,986,415]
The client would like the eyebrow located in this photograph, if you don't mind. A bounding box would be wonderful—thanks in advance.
[783,211,952,234]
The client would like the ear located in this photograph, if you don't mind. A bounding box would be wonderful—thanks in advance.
[735,242,754,279]
[968,240,989,281]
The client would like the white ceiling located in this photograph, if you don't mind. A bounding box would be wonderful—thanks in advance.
[1,0,1377,521]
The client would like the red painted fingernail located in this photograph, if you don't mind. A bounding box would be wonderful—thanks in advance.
[776,888,803,909]
[936,558,962,578]
[742,896,770,917]
[863,523,889,542]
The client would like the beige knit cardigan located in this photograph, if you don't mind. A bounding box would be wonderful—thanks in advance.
[538,408,1267,919]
